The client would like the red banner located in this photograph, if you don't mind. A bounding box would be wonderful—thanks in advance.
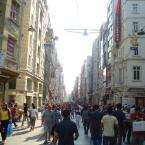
[114,0,122,49]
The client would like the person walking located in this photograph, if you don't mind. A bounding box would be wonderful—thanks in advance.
[130,106,145,145]
[123,106,131,144]
[101,106,118,145]
[42,104,55,144]
[81,106,90,135]
[10,104,18,128]
[54,107,61,124]
[113,103,126,145]
[21,103,29,127]
[52,109,79,145]
[29,104,38,131]
[89,105,103,145]
[75,111,81,129]
[0,102,11,144]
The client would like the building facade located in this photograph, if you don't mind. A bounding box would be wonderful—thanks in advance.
[44,28,65,103]
[112,0,145,107]
[5,0,49,107]
[0,0,21,103]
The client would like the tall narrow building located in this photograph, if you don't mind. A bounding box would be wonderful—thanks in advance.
[1,0,49,107]
[17,0,49,107]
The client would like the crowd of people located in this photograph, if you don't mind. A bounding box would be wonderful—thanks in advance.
[40,102,145,145]
[0,101,144,145]
[81,104,145,145]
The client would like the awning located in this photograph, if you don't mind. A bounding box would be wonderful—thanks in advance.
[0,67,19,80]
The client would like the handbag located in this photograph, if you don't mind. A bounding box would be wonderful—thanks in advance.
[7,123,13,136]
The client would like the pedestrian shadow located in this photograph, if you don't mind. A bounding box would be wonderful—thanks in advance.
[24,134,44,142]
[13,127,28,131]
[39,142,52,145]
[12,130,30,136]
[34,125,42,129]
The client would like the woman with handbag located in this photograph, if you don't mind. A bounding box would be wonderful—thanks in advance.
[0,102,11,144]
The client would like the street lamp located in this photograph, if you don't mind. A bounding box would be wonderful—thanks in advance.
[64,28,100,36]
[137,26,145,35]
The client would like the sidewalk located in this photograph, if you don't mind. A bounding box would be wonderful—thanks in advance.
[4,119,45,145]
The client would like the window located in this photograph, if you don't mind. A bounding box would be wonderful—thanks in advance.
[40,11,43,22]
[132,22,139,32]
[39,29,41,40]
[132,4,138,14]
[8,80,16,89]
[28,55,31,66]
[7,36,16,57]
[133,66,140,81]
[38,46,40,57]
[37,63,39,74]
[133,47,139,56]
[10,0,19,21]
[29,34,32,48]
[0,83,3,92]
[34,82,38,92]
[118,68,122,83]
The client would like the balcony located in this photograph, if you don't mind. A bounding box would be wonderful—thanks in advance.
[6,18,19,37]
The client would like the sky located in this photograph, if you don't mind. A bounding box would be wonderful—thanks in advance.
[47,0,107,94]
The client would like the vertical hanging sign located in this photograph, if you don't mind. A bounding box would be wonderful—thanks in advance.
[114,0,122,49]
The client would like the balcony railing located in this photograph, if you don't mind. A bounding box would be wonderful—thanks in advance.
[6,18,19,37]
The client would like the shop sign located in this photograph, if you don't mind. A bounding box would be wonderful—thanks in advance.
[130,33,138,52]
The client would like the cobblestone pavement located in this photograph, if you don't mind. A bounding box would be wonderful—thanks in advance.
[1,120,145,145]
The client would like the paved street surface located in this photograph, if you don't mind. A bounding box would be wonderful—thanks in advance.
[2,120,91,145]
[1,120,145,145]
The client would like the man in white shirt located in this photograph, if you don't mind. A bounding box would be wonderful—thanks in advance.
[101,106,118,145]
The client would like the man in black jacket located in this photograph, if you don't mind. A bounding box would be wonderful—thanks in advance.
[52,110,79,145]
[89,105,103,145]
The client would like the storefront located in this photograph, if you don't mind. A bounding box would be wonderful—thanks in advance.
[136,97,145,107]
[0,67,19,103]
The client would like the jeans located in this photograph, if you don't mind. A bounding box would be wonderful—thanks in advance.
[131,134,144,145]
[83,120,89,134]
[92,135,102,145]
[21,114,29,126]
[103,136,115,145]
[12,116,17,127]
[116,127,125,145]
[1,120,9,141]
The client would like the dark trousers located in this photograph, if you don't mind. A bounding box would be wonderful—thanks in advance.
[83,120,89,134]
[92,135,102,145]
[12,116,17,127]
[124,121,131,144]
[116,127,125,145]
[1,120,9,141]
[103,136,115,145]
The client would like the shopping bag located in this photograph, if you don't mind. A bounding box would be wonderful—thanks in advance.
[7,123,13,136]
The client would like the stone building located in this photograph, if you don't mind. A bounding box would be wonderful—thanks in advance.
[0,0,21,104]
[0,0,49,107]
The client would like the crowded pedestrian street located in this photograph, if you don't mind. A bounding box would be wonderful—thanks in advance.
[4,119,91,145]
[1,0,145,145]
[2,118,145,145]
